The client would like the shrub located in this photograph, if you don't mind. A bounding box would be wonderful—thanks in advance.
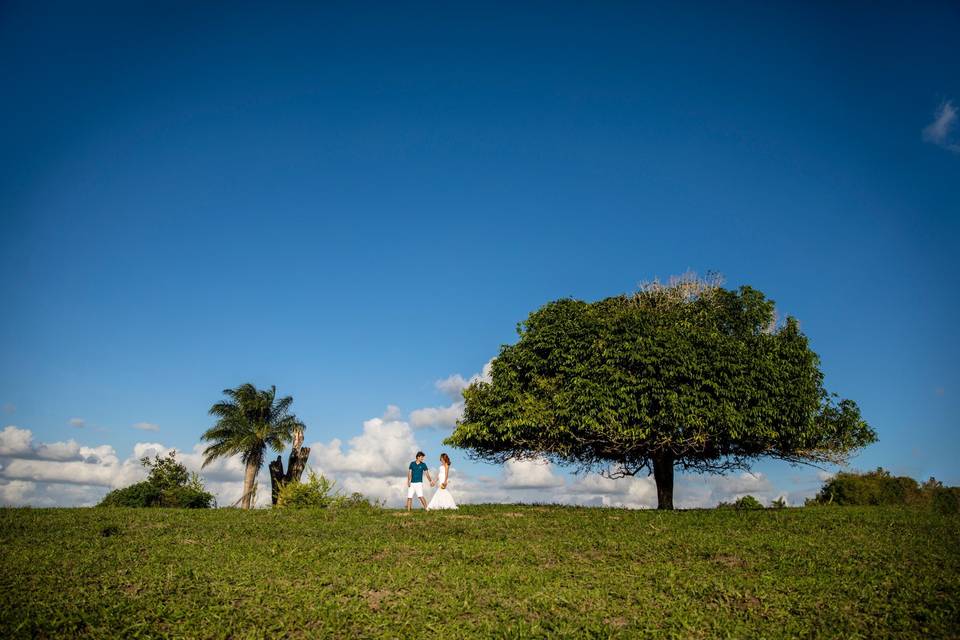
[717,495,764,510]
[275,472,381,509]
[98,451,214,508]
[770,496,787,509]
[276,471,340,509]
[931,486,960,514]
[99,482,162,507]
[808,468,958,510]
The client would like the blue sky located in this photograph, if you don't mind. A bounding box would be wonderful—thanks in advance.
[1,1,958,507]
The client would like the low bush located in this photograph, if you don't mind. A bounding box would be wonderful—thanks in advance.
[98,451,215,508]
[275,471,381,509]
[931,486,960,514]
[717,495,764,510]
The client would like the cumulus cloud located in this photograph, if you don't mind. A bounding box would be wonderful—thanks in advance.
[409,360,495,430]
[409,403,463,429]
[922,100,960,152]
[0,427,268,508]
[435,374,469,399]
[0,479,36,505]
[0,426,33,456]
[564,473,658,508]
[68,417,85,428]
[311,407,419,478]
[307,406,426,506]
[676,471,778,508]
[35,439,82,461]
[132,422,160,432]
[502,458,565,489]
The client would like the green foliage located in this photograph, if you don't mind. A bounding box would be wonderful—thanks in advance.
[141,451,190,490]
[931,487,960,514]
[811,468,960,513]
[276,471,339,509]
[275,471,381,510]
[770,496,787,509]
[97,452,214,508]
[447,274,876,504]
[812,468,921,506]
[717,495,765,510]
[201,383,305,509]
[1,506,958,638]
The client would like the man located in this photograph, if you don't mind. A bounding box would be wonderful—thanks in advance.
[406,451,434,511]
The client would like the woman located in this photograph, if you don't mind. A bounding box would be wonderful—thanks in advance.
[426,452,458,510]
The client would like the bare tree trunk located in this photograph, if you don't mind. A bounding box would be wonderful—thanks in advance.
[269,431,311,505]
[241,458,259,509]
[653,454,675,510]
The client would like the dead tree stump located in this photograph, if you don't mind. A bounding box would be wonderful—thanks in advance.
[269,429,311,505]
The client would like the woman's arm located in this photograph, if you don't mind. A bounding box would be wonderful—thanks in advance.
[442,463,449,489]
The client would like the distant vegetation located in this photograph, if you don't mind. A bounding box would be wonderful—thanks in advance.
[809,467,960,513]
[98,451,214,508]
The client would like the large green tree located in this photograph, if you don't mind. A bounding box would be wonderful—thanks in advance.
[201,383,306,509]
[446,274,876,509]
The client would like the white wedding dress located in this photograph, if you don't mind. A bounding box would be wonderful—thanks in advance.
[427,466,458,510]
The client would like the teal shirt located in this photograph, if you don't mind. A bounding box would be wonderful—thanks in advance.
[409,461,427,483]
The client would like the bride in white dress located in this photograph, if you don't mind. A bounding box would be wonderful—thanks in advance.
[427,453,457,510]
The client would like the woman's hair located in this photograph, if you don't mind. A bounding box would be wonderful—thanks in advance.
[440,453,451,465]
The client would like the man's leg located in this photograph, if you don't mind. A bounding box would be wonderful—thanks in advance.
[419,496,428,510]
[406,498,412,511]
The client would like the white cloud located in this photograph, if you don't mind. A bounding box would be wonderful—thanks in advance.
[306,406,436,507]
[922,100,960,152]
[382,404,402,421]
[0,479,36,505]
[132,422,160,432]
[676,471,777,508]
[435,374,469,399]
[410,360,495,430]
[35,439,82,461]
[311,408,419,478]
[434,361,494,398]
[564,473,658,508]
[0,426,33,456]
[409,402,463,429]
[1,457,143,488]
[69,417,85,428]
[502,458,565,489]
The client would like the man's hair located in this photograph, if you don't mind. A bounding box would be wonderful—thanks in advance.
[415,451,425,458]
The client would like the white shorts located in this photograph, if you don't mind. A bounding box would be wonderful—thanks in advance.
[407,482,424,499]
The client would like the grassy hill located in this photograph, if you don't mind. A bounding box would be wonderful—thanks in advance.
[1,505,957,638]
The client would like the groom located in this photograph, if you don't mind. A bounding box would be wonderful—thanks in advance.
[406,451,434,511]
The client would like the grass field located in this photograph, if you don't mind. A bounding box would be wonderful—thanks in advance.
[1,505,958,638]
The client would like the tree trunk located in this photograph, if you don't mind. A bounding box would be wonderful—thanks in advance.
[652,454,675,510]
[269,432,311,505]
[241,458,258,509]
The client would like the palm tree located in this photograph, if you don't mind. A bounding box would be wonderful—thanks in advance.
[201,384,305,509]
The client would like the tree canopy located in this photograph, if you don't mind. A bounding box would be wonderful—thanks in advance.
[446,274,876,509]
